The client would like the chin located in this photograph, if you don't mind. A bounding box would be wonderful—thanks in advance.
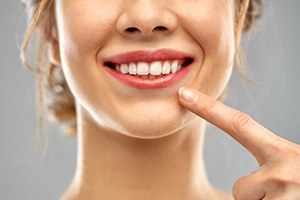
[112,103,195,139]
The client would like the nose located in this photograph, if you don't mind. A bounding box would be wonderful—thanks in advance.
[116,1,178,38]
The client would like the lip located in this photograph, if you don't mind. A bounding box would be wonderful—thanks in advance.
[102,49,194,89]
[103,49,193,64]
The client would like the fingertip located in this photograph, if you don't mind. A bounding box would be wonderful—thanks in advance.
[178,87,199,103]
[178,87,186,97]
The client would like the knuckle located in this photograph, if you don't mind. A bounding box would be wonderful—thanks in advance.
[231,111,253,132]
[267,175,291,190]
[200,100,215,116]
[266,166,300,190]
[284,144,300,157]
[233,174,266,200]
[275,144,300,161]
[232,177,247,200]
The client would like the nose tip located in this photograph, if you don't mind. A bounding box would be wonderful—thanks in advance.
[116,4,178,38]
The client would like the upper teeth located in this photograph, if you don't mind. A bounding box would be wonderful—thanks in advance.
[116,60,181,75]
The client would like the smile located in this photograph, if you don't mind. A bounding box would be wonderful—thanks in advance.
[103,49,194,89]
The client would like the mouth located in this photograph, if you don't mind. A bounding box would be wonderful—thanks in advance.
[104,58,193,78]
[102,49,195,89]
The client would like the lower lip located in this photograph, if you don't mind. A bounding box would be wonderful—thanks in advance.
[104,65,192,89]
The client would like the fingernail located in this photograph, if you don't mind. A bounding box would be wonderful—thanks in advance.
[179,87,199,103]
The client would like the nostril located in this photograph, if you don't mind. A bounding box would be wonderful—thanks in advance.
[153,26,168,32]
[126,27,140,33]
[125,26,168,34]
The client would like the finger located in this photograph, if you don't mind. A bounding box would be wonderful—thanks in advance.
[232,171,266,200]
[178,87,284,164]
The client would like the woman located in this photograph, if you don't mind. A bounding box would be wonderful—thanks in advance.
[21,0,300,199]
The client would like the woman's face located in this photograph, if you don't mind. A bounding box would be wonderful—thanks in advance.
[52,0,235,138]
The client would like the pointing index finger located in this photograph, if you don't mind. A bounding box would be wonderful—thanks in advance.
[178,87,282,164]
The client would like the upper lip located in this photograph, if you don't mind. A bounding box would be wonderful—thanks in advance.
[103,49,194,65]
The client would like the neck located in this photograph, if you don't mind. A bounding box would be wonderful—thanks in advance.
[63,107,216,200]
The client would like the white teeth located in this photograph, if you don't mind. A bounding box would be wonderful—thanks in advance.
[137,62,149,75]
[150,61,162,75]
[115,60,182,76]
[128,63,137,75]
[120,64,129,74]
[171,60,179,74]
[162,61,171,74]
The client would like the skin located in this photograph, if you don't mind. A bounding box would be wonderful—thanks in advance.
[46,0,300,199]
[178,88,300,199]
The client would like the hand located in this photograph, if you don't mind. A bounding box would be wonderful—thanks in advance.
[178,87,300,200]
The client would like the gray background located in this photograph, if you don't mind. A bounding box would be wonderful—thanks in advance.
[1,0,299,199]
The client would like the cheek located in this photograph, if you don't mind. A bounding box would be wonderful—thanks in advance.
[176,1,235,97]
[54,1,123,120]
[55,0,123,56]
[195,17,235,98]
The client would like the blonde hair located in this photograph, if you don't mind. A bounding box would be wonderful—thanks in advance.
[21,0,263,142]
